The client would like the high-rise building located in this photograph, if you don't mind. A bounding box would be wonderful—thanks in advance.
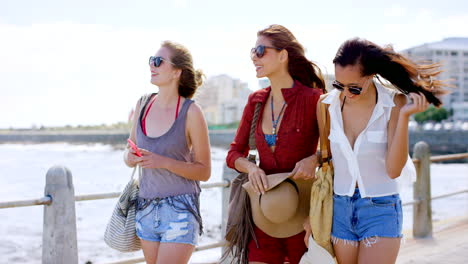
[195,74,252,125]
[402,38,468,120]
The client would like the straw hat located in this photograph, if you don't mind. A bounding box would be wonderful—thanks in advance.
[242,173,312,238]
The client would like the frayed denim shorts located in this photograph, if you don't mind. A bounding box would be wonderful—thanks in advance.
[331,189,402,246]
[135,193,200,246]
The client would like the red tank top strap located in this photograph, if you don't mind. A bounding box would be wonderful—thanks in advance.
[142,95,157,136]
[142,95,181,136]
[175,95,181,119]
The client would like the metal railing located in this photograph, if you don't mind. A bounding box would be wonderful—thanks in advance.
[398,152,468,207]
[0,141,467,263]
[0,182,230,209]
[0,167,232,264]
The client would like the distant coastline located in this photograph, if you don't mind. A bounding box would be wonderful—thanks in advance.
[0,129,467,156]
[0,129,236,149]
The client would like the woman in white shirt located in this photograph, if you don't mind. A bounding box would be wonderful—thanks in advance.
[318,38,446,264]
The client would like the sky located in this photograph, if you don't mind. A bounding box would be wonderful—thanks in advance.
[1,0,467,128]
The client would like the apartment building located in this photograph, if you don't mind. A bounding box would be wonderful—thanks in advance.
[196,74,251,125]
[402,38,468,120]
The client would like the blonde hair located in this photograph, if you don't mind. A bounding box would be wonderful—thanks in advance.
[162,40,204,98]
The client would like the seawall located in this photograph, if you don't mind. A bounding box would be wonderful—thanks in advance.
[1,130,467,155]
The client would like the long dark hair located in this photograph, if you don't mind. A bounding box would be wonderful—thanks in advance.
[162,41,204,98]
[258,24,325,92]
[333,38,447,106]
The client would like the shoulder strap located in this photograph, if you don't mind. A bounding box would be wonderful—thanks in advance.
[177,98,194,119]
[248,102,262,150]
[319,96,332,169]
[138,93,156,121]
[131,94,153,183]
[247,102,262,162]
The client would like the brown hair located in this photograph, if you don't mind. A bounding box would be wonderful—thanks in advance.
[161,40,204,98]
[333,38,447,106]
[257,24,325,92]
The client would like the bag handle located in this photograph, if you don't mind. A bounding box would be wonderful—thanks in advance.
[129,94,153,183]
[319,98,332,170]
[130,166,142,180]
[138,93,156,121]
[247,102,262,162]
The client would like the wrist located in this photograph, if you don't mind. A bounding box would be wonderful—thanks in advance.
[123,149,131,165]
[161,156,171,170]
[399,110,411,120]
[398,112,411,123]
[246,162,258,173]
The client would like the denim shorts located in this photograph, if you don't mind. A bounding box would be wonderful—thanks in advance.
[331,189,402,246]
[135,193,200,246]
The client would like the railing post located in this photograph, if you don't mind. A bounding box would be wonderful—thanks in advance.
[220,163,237,264]
[42,166,78,264]
[412,141,433,238]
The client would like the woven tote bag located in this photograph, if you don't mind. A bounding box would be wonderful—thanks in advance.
[308,96,334,258]
[104,166,141,252]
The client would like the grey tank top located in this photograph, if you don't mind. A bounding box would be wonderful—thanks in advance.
[136,95,200,199]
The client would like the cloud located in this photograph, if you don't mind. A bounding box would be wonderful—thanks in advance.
[0,22,259,128]
[0,23,156,127]
[1,9,467,128]
[384,5,407,17]
[173,0,189,8]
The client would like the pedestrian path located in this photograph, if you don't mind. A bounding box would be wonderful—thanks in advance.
[397,216,468,264]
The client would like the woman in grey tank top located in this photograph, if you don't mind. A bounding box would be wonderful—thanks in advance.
[124,41,211,264]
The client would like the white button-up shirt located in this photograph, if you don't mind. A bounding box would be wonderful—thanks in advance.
[323,80,414,198]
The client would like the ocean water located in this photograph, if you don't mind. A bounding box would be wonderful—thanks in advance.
[0,143,466,264]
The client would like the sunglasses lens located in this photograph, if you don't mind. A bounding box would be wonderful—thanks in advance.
[333,81,362,95]
[332,82,344,91]
[155,57,162,67]
[349,87,362,95]
[149,56,163,67]
[256,45,265,58]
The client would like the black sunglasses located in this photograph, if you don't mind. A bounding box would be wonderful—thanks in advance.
[332,80,363,95]
[149,56,174,67]
[250,45,282,58]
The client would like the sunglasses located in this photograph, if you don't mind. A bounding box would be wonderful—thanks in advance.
[148,56,174,67]
[332,80,364,95]
[250,45,282,58]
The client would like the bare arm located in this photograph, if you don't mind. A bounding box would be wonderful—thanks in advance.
[124,99,143,167]
[234,156,268,195]
[233,157,259,173]
[166,103,211,181]
[300,97,326,246]
[139,103,212,181]
[386,93,429,178]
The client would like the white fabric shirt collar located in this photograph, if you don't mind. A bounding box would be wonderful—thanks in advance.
[322,79,412,197]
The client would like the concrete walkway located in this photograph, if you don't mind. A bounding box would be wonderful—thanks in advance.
[200,216,468,264]
[397,216,468,264]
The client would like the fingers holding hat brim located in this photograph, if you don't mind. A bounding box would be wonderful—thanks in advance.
[243,172,290,193]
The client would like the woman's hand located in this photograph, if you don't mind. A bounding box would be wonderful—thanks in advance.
[303,216,312,248]
[400,92,430,117]
[247,164,268,194]
[138,149,169,169]
[125,148,142,167]
[289,154,318,180]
